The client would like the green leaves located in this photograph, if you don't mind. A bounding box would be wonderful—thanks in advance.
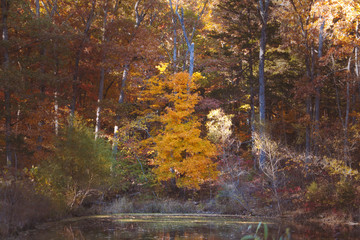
[34,118,112,208]
[241,222,292,240]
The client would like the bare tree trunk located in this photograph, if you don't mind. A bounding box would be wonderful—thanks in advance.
[176,1,207,78]
[113,64,129,156]
[343,57,352,165]
[344,80,350,165]
[305,45,315,167]
[35,0,40,16]
[2,0,11,167]
[249,52,257,169]
[258,0,270,169]
[189,43,194,77]
[95,4,109,138]
[314,20,325,156]
[169,0,178,72]
[70,49,81,122]
[305,95,311,164]
[53,40,60,135]
[355,21,360,125]
[42,0,60,135]
[4,91,11,167]
[54,91,59,135]
[177,8,192,77]
[95,67,105,138]
[14,104,21,172]
[36,0,46,150]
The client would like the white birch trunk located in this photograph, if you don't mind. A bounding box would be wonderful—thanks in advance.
[95,4,109,138]
[113,65,129,156]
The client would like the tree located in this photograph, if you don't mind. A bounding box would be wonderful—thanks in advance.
[145,72,219,189]
[112,0,158,156]
[70,0,97,123]
[1,0,11,166]
[310,0,360,164]
[35,119,112,209]
[212,0,260,167]
[258,0,270,168]
[280,0,320,165]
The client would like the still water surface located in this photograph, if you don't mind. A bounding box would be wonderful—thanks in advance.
[14,214,360,239]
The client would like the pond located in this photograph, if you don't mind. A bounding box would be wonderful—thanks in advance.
[12,214,360,239]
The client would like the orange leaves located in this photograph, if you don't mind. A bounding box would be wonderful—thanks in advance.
[145,72,219,189]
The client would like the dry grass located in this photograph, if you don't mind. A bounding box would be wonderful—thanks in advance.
[104,197,200,214]
[104,196,250,215]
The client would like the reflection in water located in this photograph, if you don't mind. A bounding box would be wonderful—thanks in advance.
[14,214,360,240]
[63,225,86,240]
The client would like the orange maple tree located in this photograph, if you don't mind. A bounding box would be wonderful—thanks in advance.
[144,71,219,189]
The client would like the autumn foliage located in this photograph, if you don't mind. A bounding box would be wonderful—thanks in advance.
[4,1,360,230]
[145,72,218,189]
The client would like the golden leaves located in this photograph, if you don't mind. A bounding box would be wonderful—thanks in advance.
[144,72,219,189]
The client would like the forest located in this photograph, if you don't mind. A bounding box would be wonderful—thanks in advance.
[1,0,360,237]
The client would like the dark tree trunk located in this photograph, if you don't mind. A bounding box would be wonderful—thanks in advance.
[314,20,325,155]
[258,0,270,169]
[2,0,12,167]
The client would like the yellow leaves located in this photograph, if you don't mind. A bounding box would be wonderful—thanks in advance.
[191,71,204,82]
[143,71,219,189]
[324,157,360,180]
[311,0,360,45]
[207,108,233,145]
[155,62,169,74]
[239,104,251,112]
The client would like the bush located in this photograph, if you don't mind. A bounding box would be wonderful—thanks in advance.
[305,179,357,211]
[105,197,135,214]
[33,119,113,210]
[0,181,58,237]
[335,180,357,208]
[160,199,198,213]
[305,181,335,209]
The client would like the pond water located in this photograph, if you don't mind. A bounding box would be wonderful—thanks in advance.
[12,214,360,239]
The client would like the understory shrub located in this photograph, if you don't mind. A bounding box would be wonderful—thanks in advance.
[335,180,357,208]
[214,189,249,214]
[32,119,113,210]
[105,197,135,213]
[0,181,59,237]
[305,179,357,211]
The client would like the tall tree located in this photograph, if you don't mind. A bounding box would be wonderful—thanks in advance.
[70,0,97,124]
[2,0,11,166]
[213,0,260,167]
[112,0,149,156]
[258,0,270,168]
[169,0,179,72]
[174,0,208,77]
[144,72,219,189]
[282,0,316,165]
[95,1,110,138]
